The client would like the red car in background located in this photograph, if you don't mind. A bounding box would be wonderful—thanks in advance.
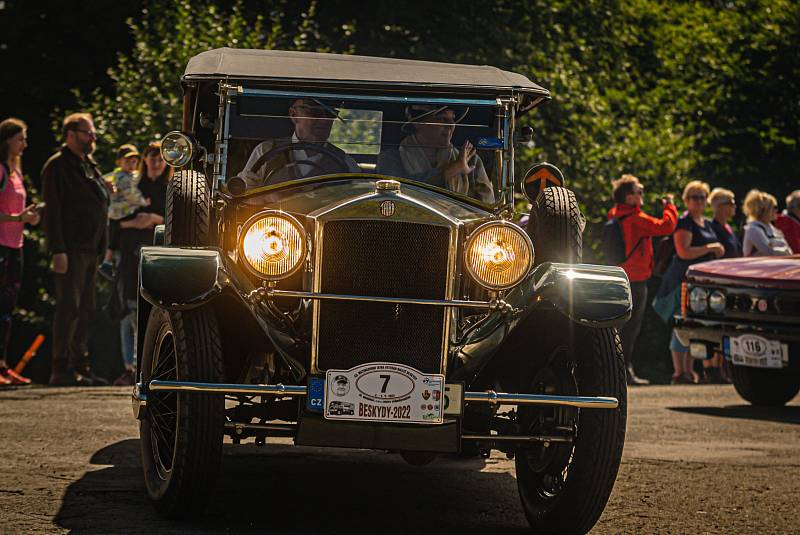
[674,255,800,406]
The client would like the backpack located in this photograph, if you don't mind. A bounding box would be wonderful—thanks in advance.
[601,214,642,265]
[652,236,675,276]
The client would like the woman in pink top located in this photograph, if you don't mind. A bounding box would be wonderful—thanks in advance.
[0,118,41,385]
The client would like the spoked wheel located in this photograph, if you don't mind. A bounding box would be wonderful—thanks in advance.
[140,306,224,518]
[146,328,179,480]
[515,325,626,534]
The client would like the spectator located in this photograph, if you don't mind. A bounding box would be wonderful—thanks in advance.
[607,174,677,385]
[653,180,725,384]
[774,190,800,253]
[0,118,40,386]
[99,144,147,279]
[114,141,169,386]
[708,188,741,258]
[42,112,109,386]
[742,189,792,256]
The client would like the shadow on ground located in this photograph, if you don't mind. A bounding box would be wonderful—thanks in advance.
[55,439,527,534]
[667,404,800,425]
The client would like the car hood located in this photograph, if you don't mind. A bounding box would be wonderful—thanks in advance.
[236,175,495,224]
[686,255,800,289]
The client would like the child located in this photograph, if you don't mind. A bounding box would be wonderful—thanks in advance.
[99,144,148,279]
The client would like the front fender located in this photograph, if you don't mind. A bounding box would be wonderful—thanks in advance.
[524,262,632,328]
[139,246,228,310]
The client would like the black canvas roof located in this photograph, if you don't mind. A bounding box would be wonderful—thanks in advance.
[184,48,549,97]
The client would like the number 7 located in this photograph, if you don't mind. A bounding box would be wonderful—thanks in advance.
[379,374,390,393]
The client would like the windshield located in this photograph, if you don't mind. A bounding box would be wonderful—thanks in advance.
[225,92,508,204]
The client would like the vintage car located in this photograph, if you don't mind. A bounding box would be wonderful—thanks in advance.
[132,48,632,532]
[674,255,800,405]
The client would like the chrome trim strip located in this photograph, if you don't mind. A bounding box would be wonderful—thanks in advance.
[464,391,619,409]
[148,380,307,396]
[462,434,573,444]
[266,289,495,308]
[142,381,618,409]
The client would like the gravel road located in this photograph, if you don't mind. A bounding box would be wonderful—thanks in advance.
[1,384,798,534]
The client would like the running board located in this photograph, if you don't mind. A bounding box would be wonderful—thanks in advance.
[134,381,618,419]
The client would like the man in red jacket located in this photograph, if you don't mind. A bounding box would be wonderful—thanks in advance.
[608,174,678,385]
[775,190,800,253]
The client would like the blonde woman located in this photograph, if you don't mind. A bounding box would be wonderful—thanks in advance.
[708,188,741,258]
[742,189,791,256]
[653,180,724,384]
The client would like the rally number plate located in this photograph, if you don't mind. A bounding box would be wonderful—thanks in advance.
[728,334,787,369]
[325,363,445,424]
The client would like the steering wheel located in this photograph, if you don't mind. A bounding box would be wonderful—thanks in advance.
[249,141,350,184]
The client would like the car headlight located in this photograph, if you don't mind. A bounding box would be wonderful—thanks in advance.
[708,290,726,314]
[239,212,306,280]
[160,131,194,167]
[464,222,533,290]
[688,287,709,314]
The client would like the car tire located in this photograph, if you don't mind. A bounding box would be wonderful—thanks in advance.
[529,186,585,265]
[165,169,210,246]
[140,306,224,518]
[516,326,626,534]
[730,365,800,406]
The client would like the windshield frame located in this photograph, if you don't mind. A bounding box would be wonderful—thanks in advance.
[214,83,517,211]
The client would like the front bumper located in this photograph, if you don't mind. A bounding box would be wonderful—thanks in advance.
[133,380,618,453]
[674,316,800,346]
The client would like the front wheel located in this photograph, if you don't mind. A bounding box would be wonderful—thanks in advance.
[140,306,224,518]
[516,326,626,534]
[730,364,800,406]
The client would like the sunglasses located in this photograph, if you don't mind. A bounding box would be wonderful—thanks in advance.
[687,195,707,202]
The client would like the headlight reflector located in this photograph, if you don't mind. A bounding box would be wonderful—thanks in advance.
[465,222,533,290]
[688,287,709,314]
[239,212,306,279]
[161,131,194,167]
[708,290,726,313]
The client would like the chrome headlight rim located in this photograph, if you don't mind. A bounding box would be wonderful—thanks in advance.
[238,210,307,281]
[464,220,534,291]
[160,131,194,168]
[708,289,726,314]
[688,286,709,314]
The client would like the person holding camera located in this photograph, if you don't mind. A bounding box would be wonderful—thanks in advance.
[607,174,677,385]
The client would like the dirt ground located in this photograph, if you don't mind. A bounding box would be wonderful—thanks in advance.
[0,384,798,534]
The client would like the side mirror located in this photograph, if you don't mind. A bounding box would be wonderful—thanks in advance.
[520,162,565,202]
[514,126,534,145]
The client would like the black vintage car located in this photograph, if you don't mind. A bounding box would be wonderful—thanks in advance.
[674,255,800,405]
[132,48,632,533]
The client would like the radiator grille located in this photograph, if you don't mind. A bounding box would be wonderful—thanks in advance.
[316,219,450,374]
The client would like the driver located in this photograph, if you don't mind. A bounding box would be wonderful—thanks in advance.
[237,98,360,187]
[376,104,495,203]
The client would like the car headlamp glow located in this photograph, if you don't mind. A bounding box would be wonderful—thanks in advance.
[160,131,194,167]
[708,290,726,313]
[688,287,709,314]
[239,212,306,279]
[464,222,533,290]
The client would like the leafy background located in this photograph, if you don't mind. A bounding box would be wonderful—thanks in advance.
[1,0,797,382]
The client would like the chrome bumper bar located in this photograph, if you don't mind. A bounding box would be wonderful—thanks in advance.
[139,380,618,410]
[253,287,506,310]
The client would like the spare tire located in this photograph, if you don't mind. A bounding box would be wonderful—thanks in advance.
[528,186,585,265]
[165,170,210,246]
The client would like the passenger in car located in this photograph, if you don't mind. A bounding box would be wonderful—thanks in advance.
[376,105,495,203]
[237,98,360,187]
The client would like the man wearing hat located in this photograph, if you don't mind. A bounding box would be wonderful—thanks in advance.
[236,98,360,188]
[377,105,495,203]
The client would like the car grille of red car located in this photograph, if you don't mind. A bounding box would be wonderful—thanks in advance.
[315,219,450,374]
